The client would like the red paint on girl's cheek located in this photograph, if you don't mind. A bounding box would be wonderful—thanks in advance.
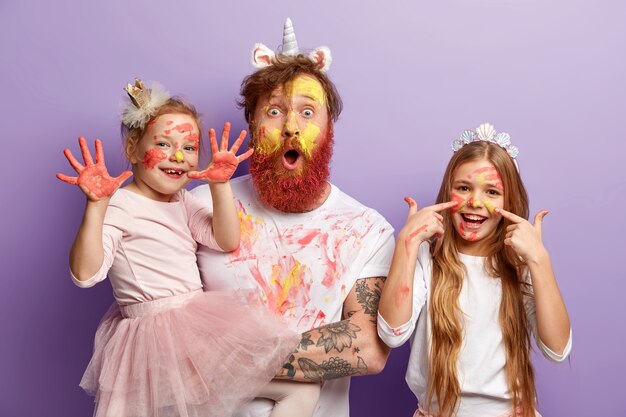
[142,148,168,169]
[450,193,465,213]
[459,222,466,237]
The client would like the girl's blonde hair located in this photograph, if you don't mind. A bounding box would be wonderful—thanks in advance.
[428,140,535,417]
[121,98,202,162]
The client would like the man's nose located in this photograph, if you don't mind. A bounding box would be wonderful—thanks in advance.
[282,111,301,138]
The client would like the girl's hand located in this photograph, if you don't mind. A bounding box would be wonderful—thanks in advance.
[56,137,132,201]
[496,208,549,263]
[188,122,254,183]
[400,197,457,254]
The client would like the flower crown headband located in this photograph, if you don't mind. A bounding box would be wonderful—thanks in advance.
[452,123,520,171]
[120,79,171,129]
[251,18,332,72]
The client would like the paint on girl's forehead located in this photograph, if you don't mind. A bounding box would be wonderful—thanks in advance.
[287,76,327,107]
[153,135,158,144]
[172,123,194,134]
[147,117,159,127]
[142,148,167,169]
[166,120,173,126]
[185,133,200,143]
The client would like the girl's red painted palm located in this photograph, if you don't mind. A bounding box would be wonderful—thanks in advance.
[56,137,132,200]
[188,122,254,182]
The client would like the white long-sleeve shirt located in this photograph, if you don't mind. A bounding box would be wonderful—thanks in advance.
[378,243,572,417]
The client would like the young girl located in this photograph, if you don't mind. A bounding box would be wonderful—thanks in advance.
[378,123,572,417]
[57,80,319,417]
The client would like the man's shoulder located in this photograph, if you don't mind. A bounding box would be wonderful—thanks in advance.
[328,183,392,227]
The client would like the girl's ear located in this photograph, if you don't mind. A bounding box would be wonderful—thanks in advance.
[308,47,332,72]
[252,43,275,69]
[125,140,138,165]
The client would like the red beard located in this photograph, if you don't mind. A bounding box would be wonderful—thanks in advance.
[249,125,334,213]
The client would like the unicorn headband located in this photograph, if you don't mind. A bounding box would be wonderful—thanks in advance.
[452,122,520,163]
[120,79,171,129]
[251,18,332,72]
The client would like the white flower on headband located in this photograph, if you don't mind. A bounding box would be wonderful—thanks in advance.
[120,79,171,129]
[251,18,332,72]
[452,123,519,159]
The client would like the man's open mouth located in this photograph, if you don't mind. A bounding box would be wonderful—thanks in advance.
[282,149,301,170]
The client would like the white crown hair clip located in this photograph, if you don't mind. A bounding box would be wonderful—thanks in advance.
[451,123,519,159]
[251,18,332,72]
[120,79,171,129]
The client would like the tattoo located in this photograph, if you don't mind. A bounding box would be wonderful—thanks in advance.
[344,310,357,319]
[315,320,361,353]
[298,356,368,382]
[299,332,314,351]
[355,277,385,323]
[282,354,297,378]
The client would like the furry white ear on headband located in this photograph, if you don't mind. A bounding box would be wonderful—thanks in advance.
[309,47,332,72]
[252,43,275,69]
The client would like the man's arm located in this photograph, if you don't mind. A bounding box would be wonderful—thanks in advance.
[276,276,391,382]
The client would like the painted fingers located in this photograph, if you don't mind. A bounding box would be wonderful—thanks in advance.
[402,198,457,255]
[188,122,254,182]
[57,137,132,200]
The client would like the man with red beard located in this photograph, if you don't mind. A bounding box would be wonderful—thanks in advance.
[192,21,394,417]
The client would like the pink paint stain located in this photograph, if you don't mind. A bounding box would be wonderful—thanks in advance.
[166,120,174,126]
[405,225,427,255]
[468,232,479,241]
[298,230,320,246]
[459,221,467,237]
[142,148,167,169]
[172,123,193,134]
[395,284,410,308]
[185,133,200,143]
[165,129,171,135]
[153,135,158,144]
[82,172,118,199]
[312,310,326,328]
[450,193,466,213]
[392,327,407,337]
[147,117,158,127]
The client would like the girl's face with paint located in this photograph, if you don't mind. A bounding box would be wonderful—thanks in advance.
[450,158,505,255]
[129,113,199,202]
[251,74,329,174]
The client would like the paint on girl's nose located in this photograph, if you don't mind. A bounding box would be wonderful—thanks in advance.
[175,150,184,162]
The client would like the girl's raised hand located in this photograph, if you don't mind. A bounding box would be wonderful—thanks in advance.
[56,137,133,201]
[496,208,549,263]
[400,197,457,254]
[188,122,254,182]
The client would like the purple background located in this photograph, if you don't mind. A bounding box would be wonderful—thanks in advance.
[1,0,624,416]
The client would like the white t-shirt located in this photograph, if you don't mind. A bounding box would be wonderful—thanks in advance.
[377,242,572,417]
[192,175,395,417]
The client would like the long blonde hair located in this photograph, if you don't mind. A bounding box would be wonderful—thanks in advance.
[427,141,535,417]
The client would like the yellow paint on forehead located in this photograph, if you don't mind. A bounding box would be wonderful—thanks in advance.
[297,122,322,158]
[287,76,327,107]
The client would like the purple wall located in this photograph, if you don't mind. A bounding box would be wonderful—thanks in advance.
[1,0,624,415]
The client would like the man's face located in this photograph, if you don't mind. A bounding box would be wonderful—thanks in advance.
[249,74,333,212]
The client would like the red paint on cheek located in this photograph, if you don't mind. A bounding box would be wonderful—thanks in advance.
[468,232,479,241]
[142,148,167,169]
[459,222,466,237]
[451,193,465,213]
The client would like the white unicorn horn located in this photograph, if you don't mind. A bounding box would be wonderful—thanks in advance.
[282,17,299,56]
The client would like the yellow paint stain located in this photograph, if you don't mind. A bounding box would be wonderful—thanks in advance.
[288,76,326,107]
[323,297,330,302]
[255,127,282,155]
[238,211,262,241]
[174,150,184,162]
[472,199,481,208]
[271,261,305,314]
[484,200,497,214]
[297,122,321,158]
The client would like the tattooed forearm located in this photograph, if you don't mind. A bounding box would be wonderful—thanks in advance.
[355,277,385,323]
[297,356,368,382]
[316,320,361,353]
